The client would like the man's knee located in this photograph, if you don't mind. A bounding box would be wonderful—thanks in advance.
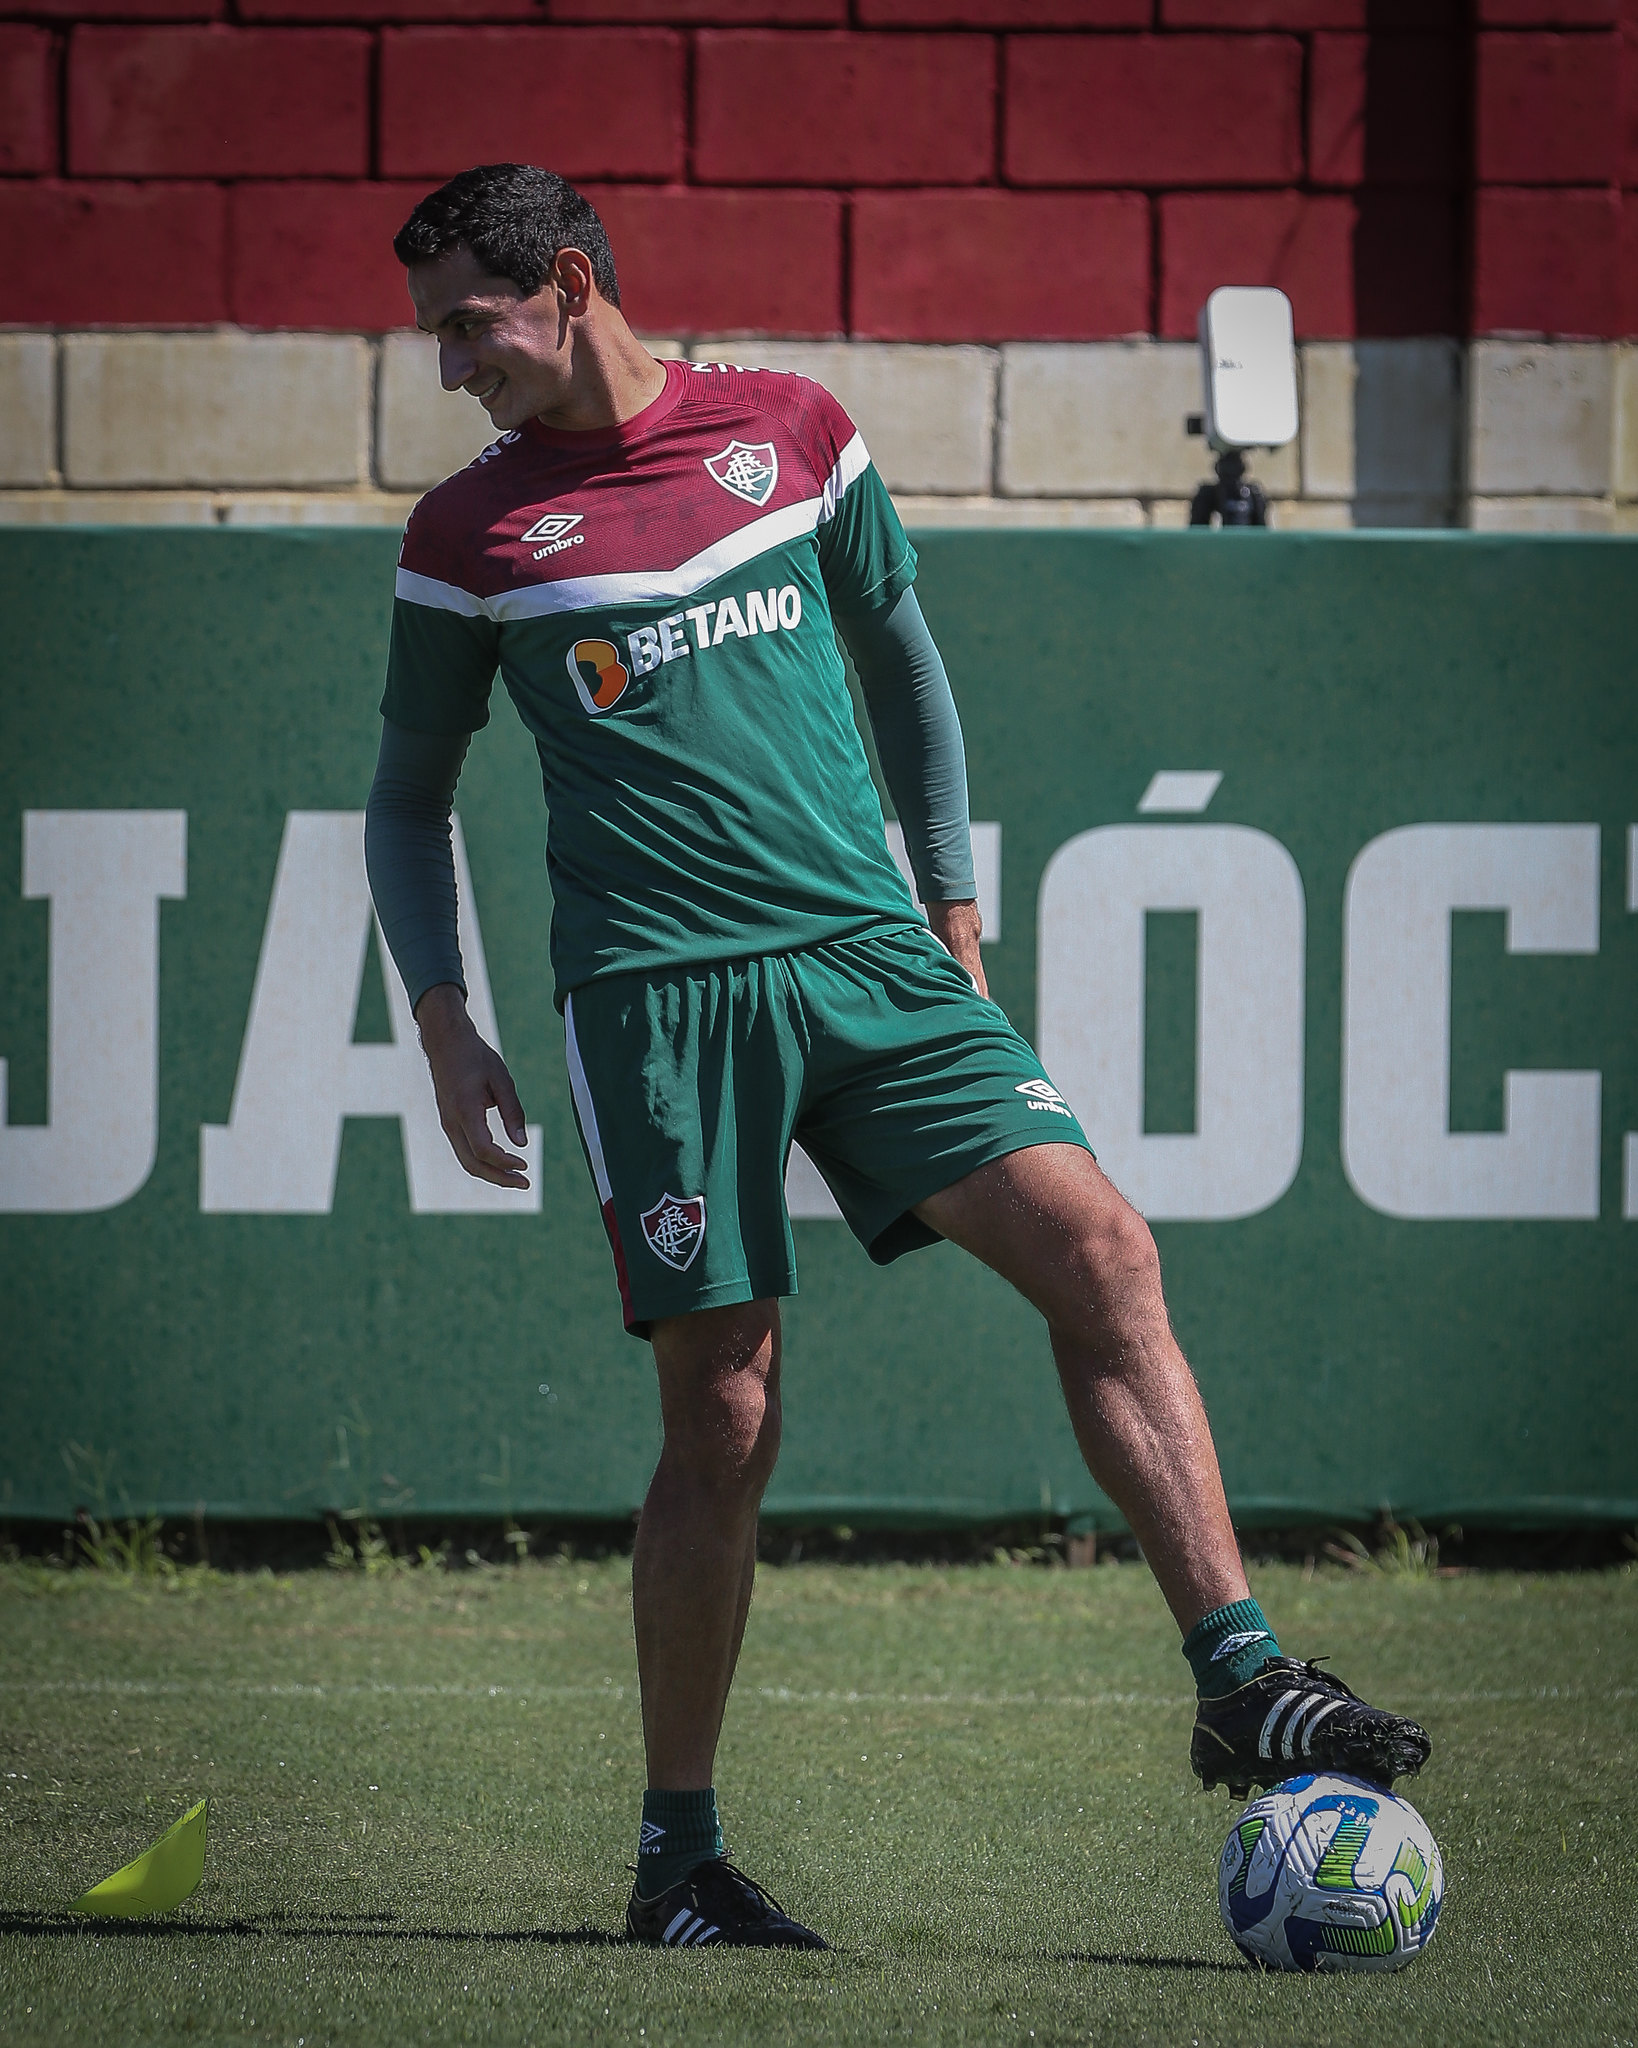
[652,1301,782,1500]
[1063,1187,1167,1334]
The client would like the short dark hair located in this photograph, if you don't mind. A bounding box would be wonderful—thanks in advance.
[393,163,620,308]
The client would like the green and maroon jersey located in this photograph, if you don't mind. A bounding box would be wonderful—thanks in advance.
[384,358,923,1003]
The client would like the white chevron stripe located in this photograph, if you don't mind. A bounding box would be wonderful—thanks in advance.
[1298,1697,1348,1753]
[817,432,869,527]
[396,436,872,623]
[662,1909,693,1945]
[1282,1693,1328,1760]
[395,442,866,629]
[395,567,489,617]
[1258,1689,1301,1759]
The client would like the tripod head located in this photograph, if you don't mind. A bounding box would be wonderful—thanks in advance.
[1187,447,1269,528]
[1184,287,1296,530]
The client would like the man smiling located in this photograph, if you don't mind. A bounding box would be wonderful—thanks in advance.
[365,162,1430,1950]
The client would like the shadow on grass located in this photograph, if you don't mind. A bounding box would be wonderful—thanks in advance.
[1046,1950,1242,1975]
[0,1914,1239,1972]
[0,1908,621,1945]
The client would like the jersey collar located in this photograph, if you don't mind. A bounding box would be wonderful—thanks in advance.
[521,357,686,453]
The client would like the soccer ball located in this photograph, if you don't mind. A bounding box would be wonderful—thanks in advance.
[1217,1772,1443,1972]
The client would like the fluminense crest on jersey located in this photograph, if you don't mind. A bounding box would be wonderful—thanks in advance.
[704,440,779,508]
[641,1192,707,1271]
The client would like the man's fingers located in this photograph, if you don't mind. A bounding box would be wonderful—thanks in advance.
[423,1031,530,1185]
[492,1067,528,1149]
[459,1107,530,1187]
[440,1103,529,1188]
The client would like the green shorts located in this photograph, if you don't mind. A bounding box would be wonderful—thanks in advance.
[562,923,1092,1335]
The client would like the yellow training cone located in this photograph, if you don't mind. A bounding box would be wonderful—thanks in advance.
[68,1799,208,1917]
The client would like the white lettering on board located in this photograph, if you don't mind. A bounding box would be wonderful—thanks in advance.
[1342,823,1601,1220]
[0,810,186,1213]
[1036,823,1306,1223]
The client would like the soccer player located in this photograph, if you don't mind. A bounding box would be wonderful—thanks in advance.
[366,163,1430,1951]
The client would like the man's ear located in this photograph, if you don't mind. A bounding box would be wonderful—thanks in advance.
[552,247,596,318]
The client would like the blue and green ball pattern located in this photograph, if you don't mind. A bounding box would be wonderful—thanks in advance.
[1217,1773,1443,1973]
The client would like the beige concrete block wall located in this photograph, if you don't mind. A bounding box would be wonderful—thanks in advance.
[0,332,1633,531]
[0,334,56,486]
[1468,344,1613,498]
[1614,348,1638,504]
[998,343,1299,503]
[62,334,371,489]
[1299,344,1356,501]
[894,496,1144,528]
[0,491,222,525]
[1468,497,1618,533]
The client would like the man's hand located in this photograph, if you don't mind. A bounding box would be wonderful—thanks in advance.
[414,982,531,1188]
[926,899,988,999]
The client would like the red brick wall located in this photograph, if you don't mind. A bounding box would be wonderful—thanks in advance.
[1,1,1633,337]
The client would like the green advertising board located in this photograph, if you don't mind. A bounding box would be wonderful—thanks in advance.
[1,529,1634,1529]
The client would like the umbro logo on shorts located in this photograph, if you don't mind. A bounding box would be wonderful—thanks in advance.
[1016,1079,1074,1118]
[704,440,779,508]
[641,1192,707,1271]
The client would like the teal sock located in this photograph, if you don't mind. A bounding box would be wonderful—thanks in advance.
[1182,1599,1281,1699]
[635,1788,723,1899]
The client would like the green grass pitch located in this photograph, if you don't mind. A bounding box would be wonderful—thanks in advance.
[2,1555,1633,2046]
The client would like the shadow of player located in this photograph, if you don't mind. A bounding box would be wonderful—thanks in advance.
[0,1907,621,1945]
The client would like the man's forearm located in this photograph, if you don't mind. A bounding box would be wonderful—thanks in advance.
[840,586,977,908]
[364,719,472,1012]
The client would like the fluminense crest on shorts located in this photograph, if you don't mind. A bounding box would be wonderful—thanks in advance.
[704,440,779,508]
[640,1191,707,1271]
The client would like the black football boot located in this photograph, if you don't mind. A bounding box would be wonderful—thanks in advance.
[1191,1656,1431,1798]
[625,1858,828,1950]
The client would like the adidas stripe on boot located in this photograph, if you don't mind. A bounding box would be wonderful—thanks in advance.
[625,1858,828,1950]
[1191,1656,1431,1799]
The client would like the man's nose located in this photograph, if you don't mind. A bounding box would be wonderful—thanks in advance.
[438,339,474,393]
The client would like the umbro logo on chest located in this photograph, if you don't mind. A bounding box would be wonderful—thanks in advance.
[521,511,585,560]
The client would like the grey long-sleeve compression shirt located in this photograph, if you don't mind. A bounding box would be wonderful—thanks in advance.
[364,585,975,1014]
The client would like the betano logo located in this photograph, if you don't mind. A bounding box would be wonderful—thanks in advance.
[568,588,805,715]
[565,638,630,715]
[623,585,803,690]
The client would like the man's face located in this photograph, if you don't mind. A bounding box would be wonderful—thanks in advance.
[407,244,574,433]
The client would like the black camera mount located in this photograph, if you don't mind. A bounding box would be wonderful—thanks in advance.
[1184,419,1269,527]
